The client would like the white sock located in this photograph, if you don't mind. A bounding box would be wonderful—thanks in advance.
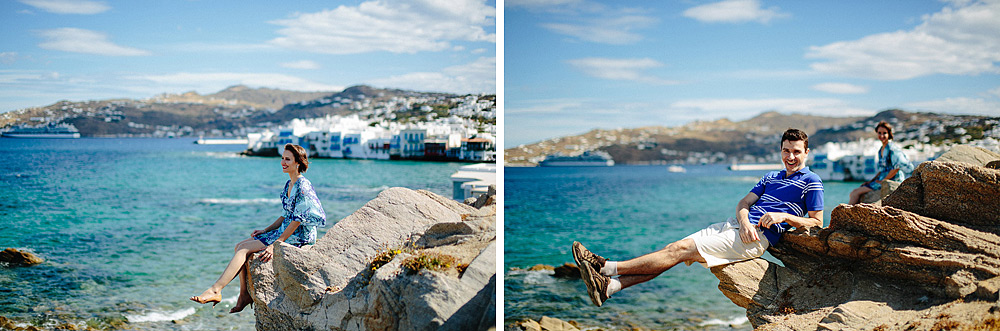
[607,278,621,297]
[600,261,618,276]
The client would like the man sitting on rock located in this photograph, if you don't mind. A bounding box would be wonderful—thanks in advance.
[573,128,825,307]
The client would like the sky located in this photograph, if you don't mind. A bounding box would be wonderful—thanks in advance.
[505,0,1000,147]
[0,0,496,112]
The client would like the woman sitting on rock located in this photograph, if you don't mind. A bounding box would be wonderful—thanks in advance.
[190,143,326,313]
[848,121,912,204]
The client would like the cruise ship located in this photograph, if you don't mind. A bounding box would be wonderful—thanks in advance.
[2,123,81,138]
[538,151,614,167]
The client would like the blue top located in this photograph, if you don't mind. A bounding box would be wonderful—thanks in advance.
[748,167,824,245]
[254,177,327,246]
[875,141,910,182]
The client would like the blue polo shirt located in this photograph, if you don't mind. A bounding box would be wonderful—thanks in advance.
[748,167,824,245]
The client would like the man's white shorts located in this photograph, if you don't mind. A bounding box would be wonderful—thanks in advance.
[685,217,769,268]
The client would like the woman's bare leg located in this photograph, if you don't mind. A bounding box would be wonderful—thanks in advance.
[230,261,255,313]
[192,238,265,304]
[849,186,872,205]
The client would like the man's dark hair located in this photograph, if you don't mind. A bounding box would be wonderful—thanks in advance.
[781,128,809,150]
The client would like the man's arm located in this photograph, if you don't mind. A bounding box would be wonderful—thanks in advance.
[759,210,823,229]
[736,192,760,243]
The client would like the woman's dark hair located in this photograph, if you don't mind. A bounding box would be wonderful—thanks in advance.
[781,128,809,150]
[284,144,309,173]
[875,121,894,140]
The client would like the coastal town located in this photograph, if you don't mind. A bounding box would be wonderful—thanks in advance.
[506,110,1000,181]
[0,86,497,163]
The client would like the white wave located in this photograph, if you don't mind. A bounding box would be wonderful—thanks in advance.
[323,185,391,193]
[699,316,748,326]
[126,307,196,323]
[223,294,238,304]
[198,198,280,205]
[198,152,243,159]
[506,268,558,285]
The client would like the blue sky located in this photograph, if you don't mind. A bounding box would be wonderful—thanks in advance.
[505,0,1000,147]
[0,0,496,112]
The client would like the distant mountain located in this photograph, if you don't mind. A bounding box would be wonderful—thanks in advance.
[149,85,334,110]
[207,85,333,109]
[251,85,455,124]
[505,110,999,166]
[0,85,481,137]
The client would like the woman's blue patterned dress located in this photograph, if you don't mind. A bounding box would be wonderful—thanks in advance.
[253,177,326,247]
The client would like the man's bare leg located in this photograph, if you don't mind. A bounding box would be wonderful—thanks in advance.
[614,238,705,290]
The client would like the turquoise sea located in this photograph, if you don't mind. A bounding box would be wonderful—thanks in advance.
[0,138,468,330]
[504,165,856,330]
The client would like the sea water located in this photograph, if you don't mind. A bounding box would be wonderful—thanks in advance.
[504,165,856,330]
[0,138,468,330]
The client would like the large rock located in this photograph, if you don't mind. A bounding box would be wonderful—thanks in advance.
[711,145,1000,330]
[248,187,496,331]
[0,248,43,266]
[932,144,1000,167]
[884,161,1000,227]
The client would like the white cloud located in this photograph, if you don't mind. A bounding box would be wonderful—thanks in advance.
[366,57,495,94]
[807,0,1000,80]
[280,60,321,70]
[989,86,1000,98]
[811,83,869,94]
[37,28,150,56]
[0,52,18,64]
[268,0,495,54]
[683,0,789,24]
[542,14,657,44]
[904,97,1000,116]
[19,0,109,14]
[133,72,343,93]
[505,0,583,8]
[567,57,680,85]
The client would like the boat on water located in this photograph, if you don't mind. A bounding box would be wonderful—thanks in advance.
[728,163,783,171]
[450,163,496,201]
[2,123,80,138]
[667,165,686,173]
[195,137,249,145]
[538,151,614,167]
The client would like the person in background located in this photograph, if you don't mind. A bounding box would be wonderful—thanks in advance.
[848,121,912,205]
[190,143,326,313]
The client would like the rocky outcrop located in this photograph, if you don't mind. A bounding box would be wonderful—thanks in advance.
[711,145,1000,330]
[247,187,496,331]
[0,248,43,266]
[859,179,899,205]
[507,316,581,331]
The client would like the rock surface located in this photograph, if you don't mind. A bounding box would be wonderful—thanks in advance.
[0,248,43,266]
[710,145,1000,330]
[507,316,580,331]
[248,187,496,331]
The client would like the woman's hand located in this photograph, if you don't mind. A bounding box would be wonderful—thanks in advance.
[258,245,275,262]
[251,229,265,238]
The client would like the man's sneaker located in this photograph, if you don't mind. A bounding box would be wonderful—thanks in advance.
[579,257,610,307]
[572,241,607,270]
[572,241,610,307]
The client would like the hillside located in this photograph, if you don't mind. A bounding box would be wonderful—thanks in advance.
[150,85,331,110]
[0,85,492,138]
[505,110,1000,166]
